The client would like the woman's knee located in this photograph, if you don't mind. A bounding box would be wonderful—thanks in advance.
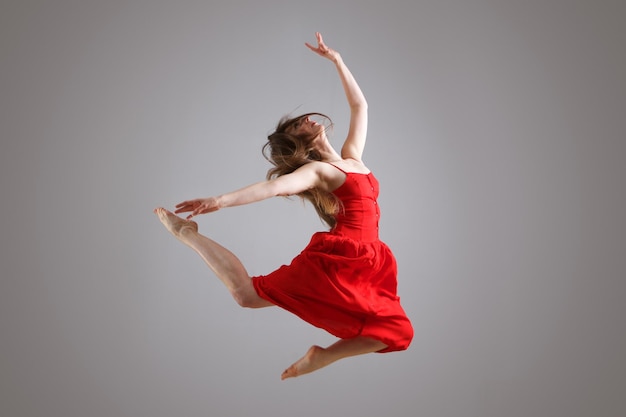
[232,285,270,308]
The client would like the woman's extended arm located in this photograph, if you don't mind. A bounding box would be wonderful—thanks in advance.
[174,162,323,219]
[306,32,368,161]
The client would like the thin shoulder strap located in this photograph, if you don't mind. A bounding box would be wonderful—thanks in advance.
[326,161,348,174]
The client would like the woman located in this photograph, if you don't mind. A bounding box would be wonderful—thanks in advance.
[154,32,413,379]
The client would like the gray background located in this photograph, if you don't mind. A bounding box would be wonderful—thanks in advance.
[1,1,625,416]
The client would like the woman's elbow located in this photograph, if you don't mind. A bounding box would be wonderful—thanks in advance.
[350,101,368,112]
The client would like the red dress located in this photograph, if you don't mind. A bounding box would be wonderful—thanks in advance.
[252,165,413,352]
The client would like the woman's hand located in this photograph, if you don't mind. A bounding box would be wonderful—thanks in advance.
[305,32,340,63]
[174,197,220,219]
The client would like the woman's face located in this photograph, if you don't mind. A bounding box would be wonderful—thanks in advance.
[290,115,324,138]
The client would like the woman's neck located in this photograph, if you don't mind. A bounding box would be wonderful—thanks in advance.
[314,136,342,162]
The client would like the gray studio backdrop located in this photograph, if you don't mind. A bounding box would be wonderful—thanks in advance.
[1,1,625,417]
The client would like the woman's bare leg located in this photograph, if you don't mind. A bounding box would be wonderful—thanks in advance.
[154,208,272,308]
[281,336,387,380]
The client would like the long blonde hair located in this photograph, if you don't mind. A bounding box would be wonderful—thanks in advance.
[263,113,341,228]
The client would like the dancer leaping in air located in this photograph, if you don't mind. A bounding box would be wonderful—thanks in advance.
[154,32,413,379]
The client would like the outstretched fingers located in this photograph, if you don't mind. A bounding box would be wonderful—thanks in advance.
[175,200,195,213]
[174,198,220,219]
[305,32,334,58]
[175,200,203,219]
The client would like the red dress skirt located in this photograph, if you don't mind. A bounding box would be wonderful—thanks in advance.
[252,168,413,352]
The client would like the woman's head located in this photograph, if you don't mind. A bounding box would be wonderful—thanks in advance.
[263,112,340,227]
[278,112,331,137]
[285,113,327,139]
[263,112,332,174]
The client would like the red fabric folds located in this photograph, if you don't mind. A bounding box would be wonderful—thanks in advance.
[252,169,413,352]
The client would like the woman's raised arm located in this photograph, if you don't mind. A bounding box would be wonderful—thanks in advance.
[306,32,368,161]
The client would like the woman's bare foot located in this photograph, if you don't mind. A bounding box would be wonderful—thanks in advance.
[281,345,328,380]
[154,207,198,242]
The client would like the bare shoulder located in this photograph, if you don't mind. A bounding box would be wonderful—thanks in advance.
[305,161,348,192]
[331,158,371,174]
[305,159,373,193]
